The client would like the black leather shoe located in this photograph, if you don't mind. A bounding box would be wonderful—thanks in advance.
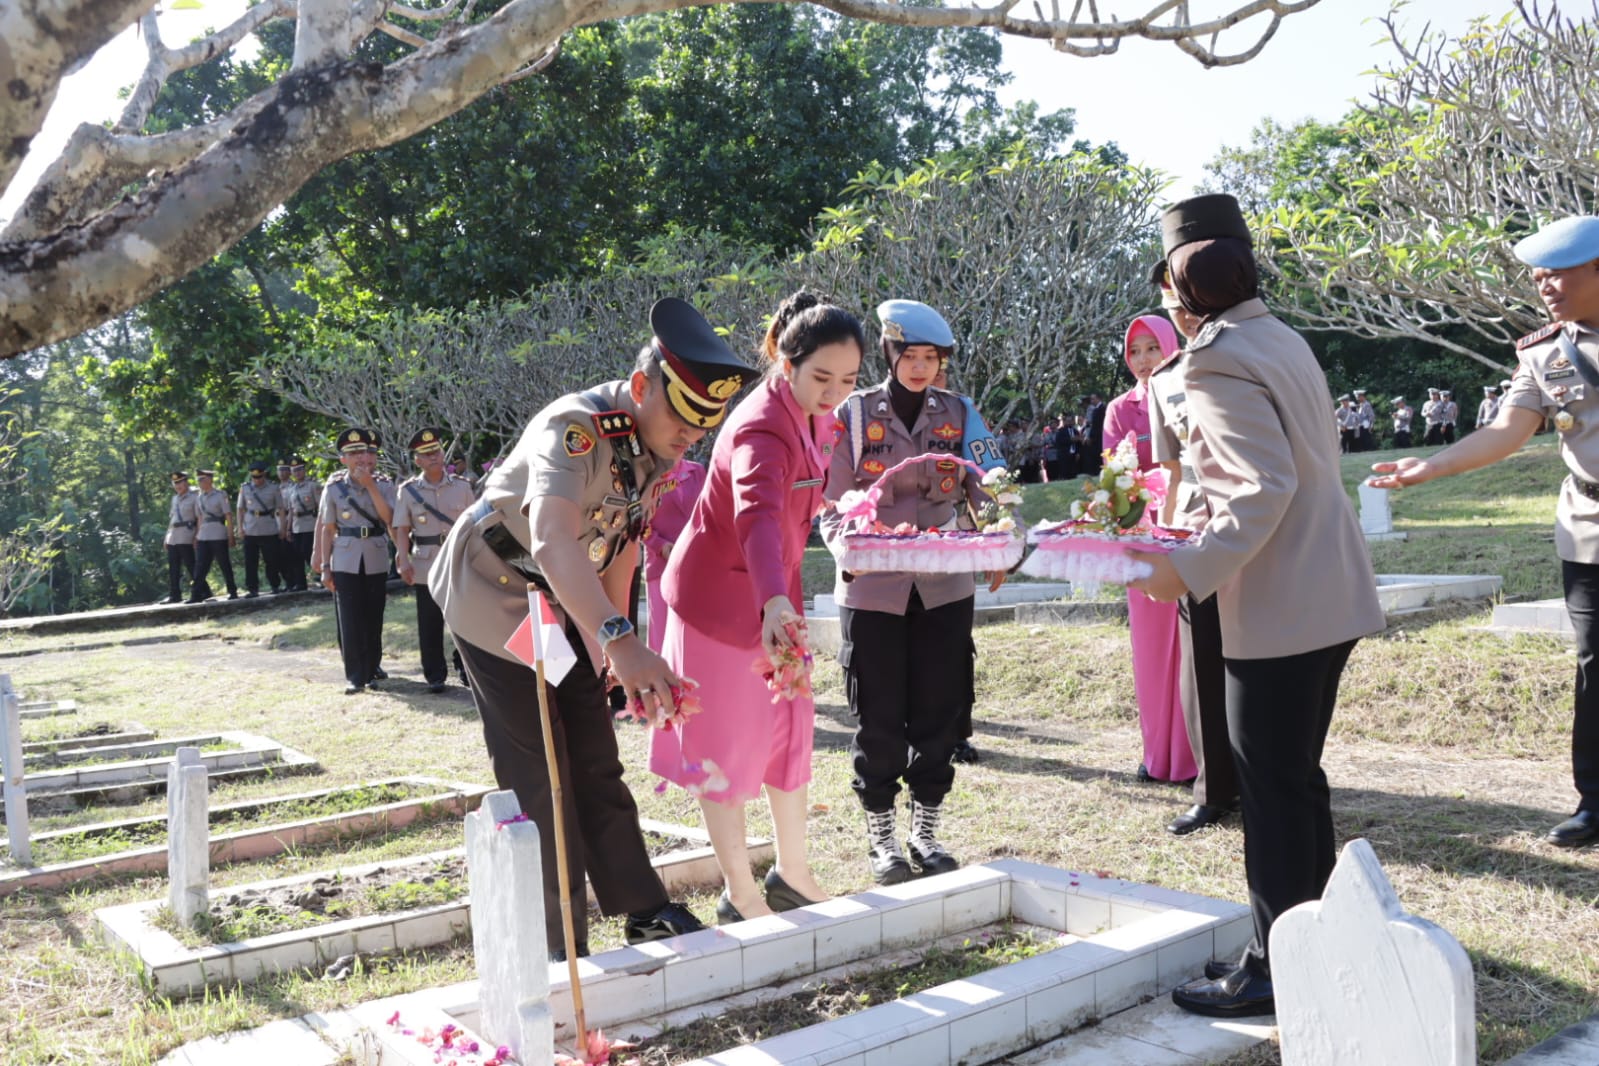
[715,890,744,925]
[372,667,389,681]
[1171,970,1275,1018]
[625,900,705,943]
[1167,804,1236,836]
[764,869,822,912]
[1546,809,1599,848]
[548,943,589,963]
[427,683,448,694]
[162,595,182,604]
[244,591,259,599]
[227,592,240,600]
[950,739,980,764]
[1203,959,1239,981]
[1135,763,1153,782]
[344,683,365,695]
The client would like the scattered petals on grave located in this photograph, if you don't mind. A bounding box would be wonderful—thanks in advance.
[385,1013,514,1065]
[554,1027,638,1066]
[495,812,531,831]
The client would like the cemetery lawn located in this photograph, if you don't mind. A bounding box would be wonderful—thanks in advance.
[0,436,1595,1064]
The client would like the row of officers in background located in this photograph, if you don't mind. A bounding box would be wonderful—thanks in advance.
[1333,381,1518,453]
[160,431,478,696]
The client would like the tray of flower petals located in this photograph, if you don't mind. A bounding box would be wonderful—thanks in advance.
[1020,522,1194,589]
[841,523,1025,574]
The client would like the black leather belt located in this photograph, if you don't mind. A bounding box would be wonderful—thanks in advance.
[202,516,225,523]
[411,534,441,547]
[250,509,273,516]
[1572,475,1599,502]
[337,525,380,539]
[170,521,195,529]
[468,499,551,593]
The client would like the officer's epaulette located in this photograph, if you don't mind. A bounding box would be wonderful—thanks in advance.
[1152,349,1184,376]
[591,410,635,439]
[1517,322,1562,350]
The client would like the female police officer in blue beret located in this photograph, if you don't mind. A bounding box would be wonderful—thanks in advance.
[821,299,1004,885]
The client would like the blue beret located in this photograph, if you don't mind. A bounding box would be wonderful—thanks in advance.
[877,299,954,347]
[1513,216,1599,269]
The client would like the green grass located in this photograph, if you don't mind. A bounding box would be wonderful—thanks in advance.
[1,446,1596,1064]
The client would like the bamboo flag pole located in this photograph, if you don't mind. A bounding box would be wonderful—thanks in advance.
[528,582,589,1051]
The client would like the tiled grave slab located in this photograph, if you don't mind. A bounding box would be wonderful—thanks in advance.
[1374,573,1500,613]
[21,723,156,754]
[6,731,317,797]
[95,821,755,993]
[1490,597,1577,640]
[17,700,78,719]
[1,776,489,897]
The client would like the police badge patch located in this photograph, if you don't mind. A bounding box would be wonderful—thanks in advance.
[564,425,595,457]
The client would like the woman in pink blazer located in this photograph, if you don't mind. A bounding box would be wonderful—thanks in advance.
[651,292,864,924]
[642,459,706,652]
[1103,315,1196,786]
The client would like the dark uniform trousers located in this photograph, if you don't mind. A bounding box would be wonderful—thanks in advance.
[243,533,284,593]
[333,560,388,686]
[456,631,667,948]
[1226,638,1357,979]
[166,544,196,600]
[413,585,462,686]
[1424,424,1444,446]
[1561,561,1599,812]
[1177,592,1237,808]
[191,539,237,600]
[1393,430,1411,449]
[841,590,975,811]
[290,531,314,590]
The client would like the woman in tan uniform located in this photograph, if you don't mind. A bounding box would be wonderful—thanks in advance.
[1131,194,1385,1019]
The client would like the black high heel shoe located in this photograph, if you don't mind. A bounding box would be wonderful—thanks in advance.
[764,868,823,912]
[716,889,745,925]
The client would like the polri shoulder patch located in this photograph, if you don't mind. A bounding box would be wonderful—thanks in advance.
[1517,322,1562,349]
[1189,320,1224,351]
[563,424,595,457]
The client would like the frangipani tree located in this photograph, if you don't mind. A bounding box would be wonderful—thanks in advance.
[0,0,1321,359]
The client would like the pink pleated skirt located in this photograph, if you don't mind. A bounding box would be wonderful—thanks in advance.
[648,608,815,804]
[1126,590,1197,782]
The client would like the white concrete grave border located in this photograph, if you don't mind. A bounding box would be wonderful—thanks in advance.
[4,730,318,799]
[362,859,1252,1066]
[95,819,771,995]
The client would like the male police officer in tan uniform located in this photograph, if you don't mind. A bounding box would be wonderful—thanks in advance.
[283,456,320,591]
[188,469,239,602]
[1374,214,1599,849]
[431,297,753,955]
[237,460,287,597]
[163,472,201,603]
[318,428,396,694]
[393,428,477,693]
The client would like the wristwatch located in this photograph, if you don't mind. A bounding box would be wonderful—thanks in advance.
[597,614,635,648]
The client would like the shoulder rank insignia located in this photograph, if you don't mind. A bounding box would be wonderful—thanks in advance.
[1517,322,1562,350]
[563,424,595,458]
[591,410,635,439]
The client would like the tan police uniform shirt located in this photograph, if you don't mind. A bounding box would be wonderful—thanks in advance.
[1503,320,1599,563]
[430,379,671,667]
[1149,299,1385,659]
[318,474,397,574]
[1149,370,1211,532]
[284,478,322,534]
[393,471,477,584]
[165,490,201,547]
[820,383,985,613]
[236,481,284,537]
[195,488,232,542]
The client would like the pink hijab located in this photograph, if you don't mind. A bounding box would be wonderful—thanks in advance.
[1123,315,1181,375]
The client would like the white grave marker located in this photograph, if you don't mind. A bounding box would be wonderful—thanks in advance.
[1272,838,1475,1066]
[166,746,210,925]
[0,674,29,866]
[466,789,552,1066]
[1358,482,1408,541]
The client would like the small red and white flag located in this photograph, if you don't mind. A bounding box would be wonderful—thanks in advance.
[504,588,577,686]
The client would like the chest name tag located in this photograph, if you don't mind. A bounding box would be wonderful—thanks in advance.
[792,477,823,490]
[1545,368,1578,382]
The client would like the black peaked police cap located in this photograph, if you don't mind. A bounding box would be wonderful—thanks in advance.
[649,297,756,430]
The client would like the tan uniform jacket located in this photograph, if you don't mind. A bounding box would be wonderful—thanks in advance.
[429,380,670,667]
[820,383,985,614]
[318,476,397,573]
[1149,370,1211,532]
[1504,321,1599,563]
[1150,299,1385,659]
[393,472,477,584]
[284,479,322,534]
[165,491,201,546]
[236,482,284,537]
[195,488,232,542]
